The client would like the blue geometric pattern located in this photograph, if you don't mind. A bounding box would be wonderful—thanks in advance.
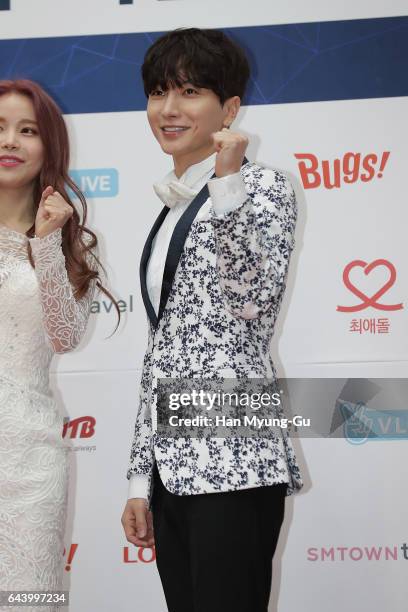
[0,16,406,114]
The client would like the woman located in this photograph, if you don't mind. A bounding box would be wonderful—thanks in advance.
[0,79,112,608]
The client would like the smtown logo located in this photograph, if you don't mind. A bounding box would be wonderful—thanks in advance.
[307,544,408,562]
[295,151,390,189]
[63,416,96,439]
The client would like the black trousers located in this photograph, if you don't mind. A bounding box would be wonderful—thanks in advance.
[151,463,287,612]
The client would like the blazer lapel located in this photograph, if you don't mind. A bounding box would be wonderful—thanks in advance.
[141,157,249,330]
[158,178,214,324]
[139,206,170,329]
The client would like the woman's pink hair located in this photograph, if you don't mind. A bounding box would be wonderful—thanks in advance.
[0,79,117,314]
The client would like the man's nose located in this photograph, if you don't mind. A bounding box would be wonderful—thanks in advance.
[161,91,181,117]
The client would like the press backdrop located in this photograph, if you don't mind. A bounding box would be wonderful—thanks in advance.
[0,1,407,611]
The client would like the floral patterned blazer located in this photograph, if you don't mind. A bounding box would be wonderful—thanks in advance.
[127,161,303,501]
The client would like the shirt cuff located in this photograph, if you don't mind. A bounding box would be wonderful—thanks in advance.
[208,172,248,215]
[128,473,149,500]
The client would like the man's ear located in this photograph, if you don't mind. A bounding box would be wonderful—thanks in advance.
[222,96,241,128]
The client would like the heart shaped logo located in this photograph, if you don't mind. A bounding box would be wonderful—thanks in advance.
[337,259,403,312]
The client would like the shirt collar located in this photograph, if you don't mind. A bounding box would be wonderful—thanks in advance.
[161,153,217,190]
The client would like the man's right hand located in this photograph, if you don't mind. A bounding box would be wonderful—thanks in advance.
[121,499,155,548]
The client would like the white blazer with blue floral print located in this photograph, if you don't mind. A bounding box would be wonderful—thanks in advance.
[127,160,303,501]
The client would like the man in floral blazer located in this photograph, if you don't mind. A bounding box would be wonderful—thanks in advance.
[122,27,303,612]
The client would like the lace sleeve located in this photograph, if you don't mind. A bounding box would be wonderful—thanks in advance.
[29,228,97,354]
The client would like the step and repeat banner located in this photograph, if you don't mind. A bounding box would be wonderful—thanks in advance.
[1,1,407,611]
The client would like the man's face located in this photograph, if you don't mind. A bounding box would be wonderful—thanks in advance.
[147,82,236,173]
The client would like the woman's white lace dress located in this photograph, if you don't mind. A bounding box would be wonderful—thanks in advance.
[0,225,95,610]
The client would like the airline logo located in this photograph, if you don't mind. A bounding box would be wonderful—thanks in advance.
[63,416,96,439]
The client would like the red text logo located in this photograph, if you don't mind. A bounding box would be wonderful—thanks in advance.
[295,151,390,189]
[123,546,156,563]
[62,416,96,439]
[337,259,403,313]
[63,544,78,571]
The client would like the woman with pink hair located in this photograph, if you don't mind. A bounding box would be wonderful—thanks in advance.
[0,79,115,608]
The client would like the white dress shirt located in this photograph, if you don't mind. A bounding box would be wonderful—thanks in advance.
[128,154,248,500]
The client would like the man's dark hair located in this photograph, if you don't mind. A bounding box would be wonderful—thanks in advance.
[142,28,250,105]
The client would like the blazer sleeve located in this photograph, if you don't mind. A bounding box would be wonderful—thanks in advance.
[209,165,297,320]
[127,342,155,485]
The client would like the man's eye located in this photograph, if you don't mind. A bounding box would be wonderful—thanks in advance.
[184,88,198,95]
[150,89,164,97]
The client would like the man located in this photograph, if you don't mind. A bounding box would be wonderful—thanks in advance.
[122,27,303,612]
